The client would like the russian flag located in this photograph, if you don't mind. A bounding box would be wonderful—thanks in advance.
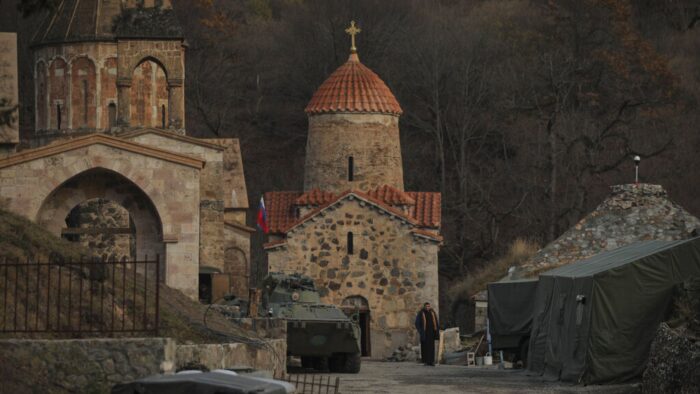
[257,196,269,234]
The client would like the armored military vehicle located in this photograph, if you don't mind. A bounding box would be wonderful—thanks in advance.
[261,272,362,373]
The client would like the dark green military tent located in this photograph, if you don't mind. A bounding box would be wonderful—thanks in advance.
[527,237,700,384]
[487,278,538,352]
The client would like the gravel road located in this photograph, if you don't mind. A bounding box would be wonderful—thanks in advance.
[294,360,641,394]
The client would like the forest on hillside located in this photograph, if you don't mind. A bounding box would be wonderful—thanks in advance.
[5,0,700,298]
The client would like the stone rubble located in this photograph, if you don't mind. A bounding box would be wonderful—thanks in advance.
[524,184,700,274]
[642,323,700,393]
[387,344,421,362]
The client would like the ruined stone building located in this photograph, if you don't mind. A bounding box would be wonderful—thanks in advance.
[0,0,253,301]
[522,183,700,274]
[264,29,442,359]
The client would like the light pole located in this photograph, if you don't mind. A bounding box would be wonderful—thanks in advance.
[634,155,641,184]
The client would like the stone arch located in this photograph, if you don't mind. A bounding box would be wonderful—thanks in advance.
[37,167,165,261]
[101,57,118,129]
[70,56,97,128]
[225,246,249,297]
[130,58,168,127]
[35,60,48,130]
[342,295,370,310]
[342,295,372,356]
[130,55,170,79]
[48,57,68,129]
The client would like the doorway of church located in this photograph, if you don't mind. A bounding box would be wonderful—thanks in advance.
[342,296,372,357]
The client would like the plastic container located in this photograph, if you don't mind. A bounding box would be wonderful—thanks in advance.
[484,353,493,365]
[475,356,484,366]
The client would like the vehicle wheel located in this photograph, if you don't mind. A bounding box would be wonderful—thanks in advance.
[519,340,530,368]
[312,356,329,372]
[329,354,344,372]
[342,353,361,373]
[301,356,313,369]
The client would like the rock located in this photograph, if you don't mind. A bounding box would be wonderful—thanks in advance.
[442,327,462,354]
[642,323,700,393]
[386,344,420,362]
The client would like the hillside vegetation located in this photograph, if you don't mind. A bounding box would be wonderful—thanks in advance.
[0,208,257,343]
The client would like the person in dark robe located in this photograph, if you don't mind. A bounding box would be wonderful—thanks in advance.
[415,302,440,366]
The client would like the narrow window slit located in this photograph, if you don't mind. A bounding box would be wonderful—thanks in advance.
[347,232,354,255]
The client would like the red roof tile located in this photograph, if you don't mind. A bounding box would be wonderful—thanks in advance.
[366,185,415,205]
[286,190,418,233]
[265,189,441,234]
[305,53,403,116]
[295,189,337,205]
[406,192,442,228]
[264,191,303,234]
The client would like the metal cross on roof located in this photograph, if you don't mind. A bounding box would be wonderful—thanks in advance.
[345,20,361,53]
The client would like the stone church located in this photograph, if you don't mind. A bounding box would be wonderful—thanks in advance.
[264,26,442,359]
[0,0,253,301]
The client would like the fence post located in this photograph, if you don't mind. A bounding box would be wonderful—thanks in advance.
[34,260,41,331]
[45,258,51,330]
[2,257,7,331]
[154,254,160,335]
[133,255,138,331]
[24,257,30,330]
[56,261,62,331]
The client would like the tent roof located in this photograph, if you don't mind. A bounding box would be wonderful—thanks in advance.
[541,238,696,278]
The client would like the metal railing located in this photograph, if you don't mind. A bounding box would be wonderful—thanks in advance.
[284,374,340,394]
[0,256,160,336]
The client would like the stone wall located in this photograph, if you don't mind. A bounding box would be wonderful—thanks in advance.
[67,198,135,261]
[304,113,404,192]
[31,36,185,141]
[525,184,700,273]
[32,42,119,138]
[225,224,253,297]
[268,197,439,359]
[0,32,19,145]
[0,337,286,394]
[126,132,238,272]
[117,39,184,129]
[176,339,286,378]
[0,338,177,394]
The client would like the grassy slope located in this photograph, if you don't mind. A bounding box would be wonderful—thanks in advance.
[0,208,255,343]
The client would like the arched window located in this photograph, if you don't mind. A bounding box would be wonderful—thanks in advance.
[82,80,89,126]
[56,104,62,129]
[348,156,354,181]
[108,103,117,128]
[161,104,166,128]
[347,232,354,255]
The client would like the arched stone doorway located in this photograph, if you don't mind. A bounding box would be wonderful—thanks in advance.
[342,295,371,356]
[225,247,249,298]
[36,168,164,263]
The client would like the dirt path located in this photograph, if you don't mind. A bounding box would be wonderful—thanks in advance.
[319,361,640,394]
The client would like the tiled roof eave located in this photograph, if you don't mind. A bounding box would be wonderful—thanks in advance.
[283,191,419,234]
[305,109,402,116]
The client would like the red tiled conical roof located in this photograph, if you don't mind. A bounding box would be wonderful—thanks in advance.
[305,53,403,116]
